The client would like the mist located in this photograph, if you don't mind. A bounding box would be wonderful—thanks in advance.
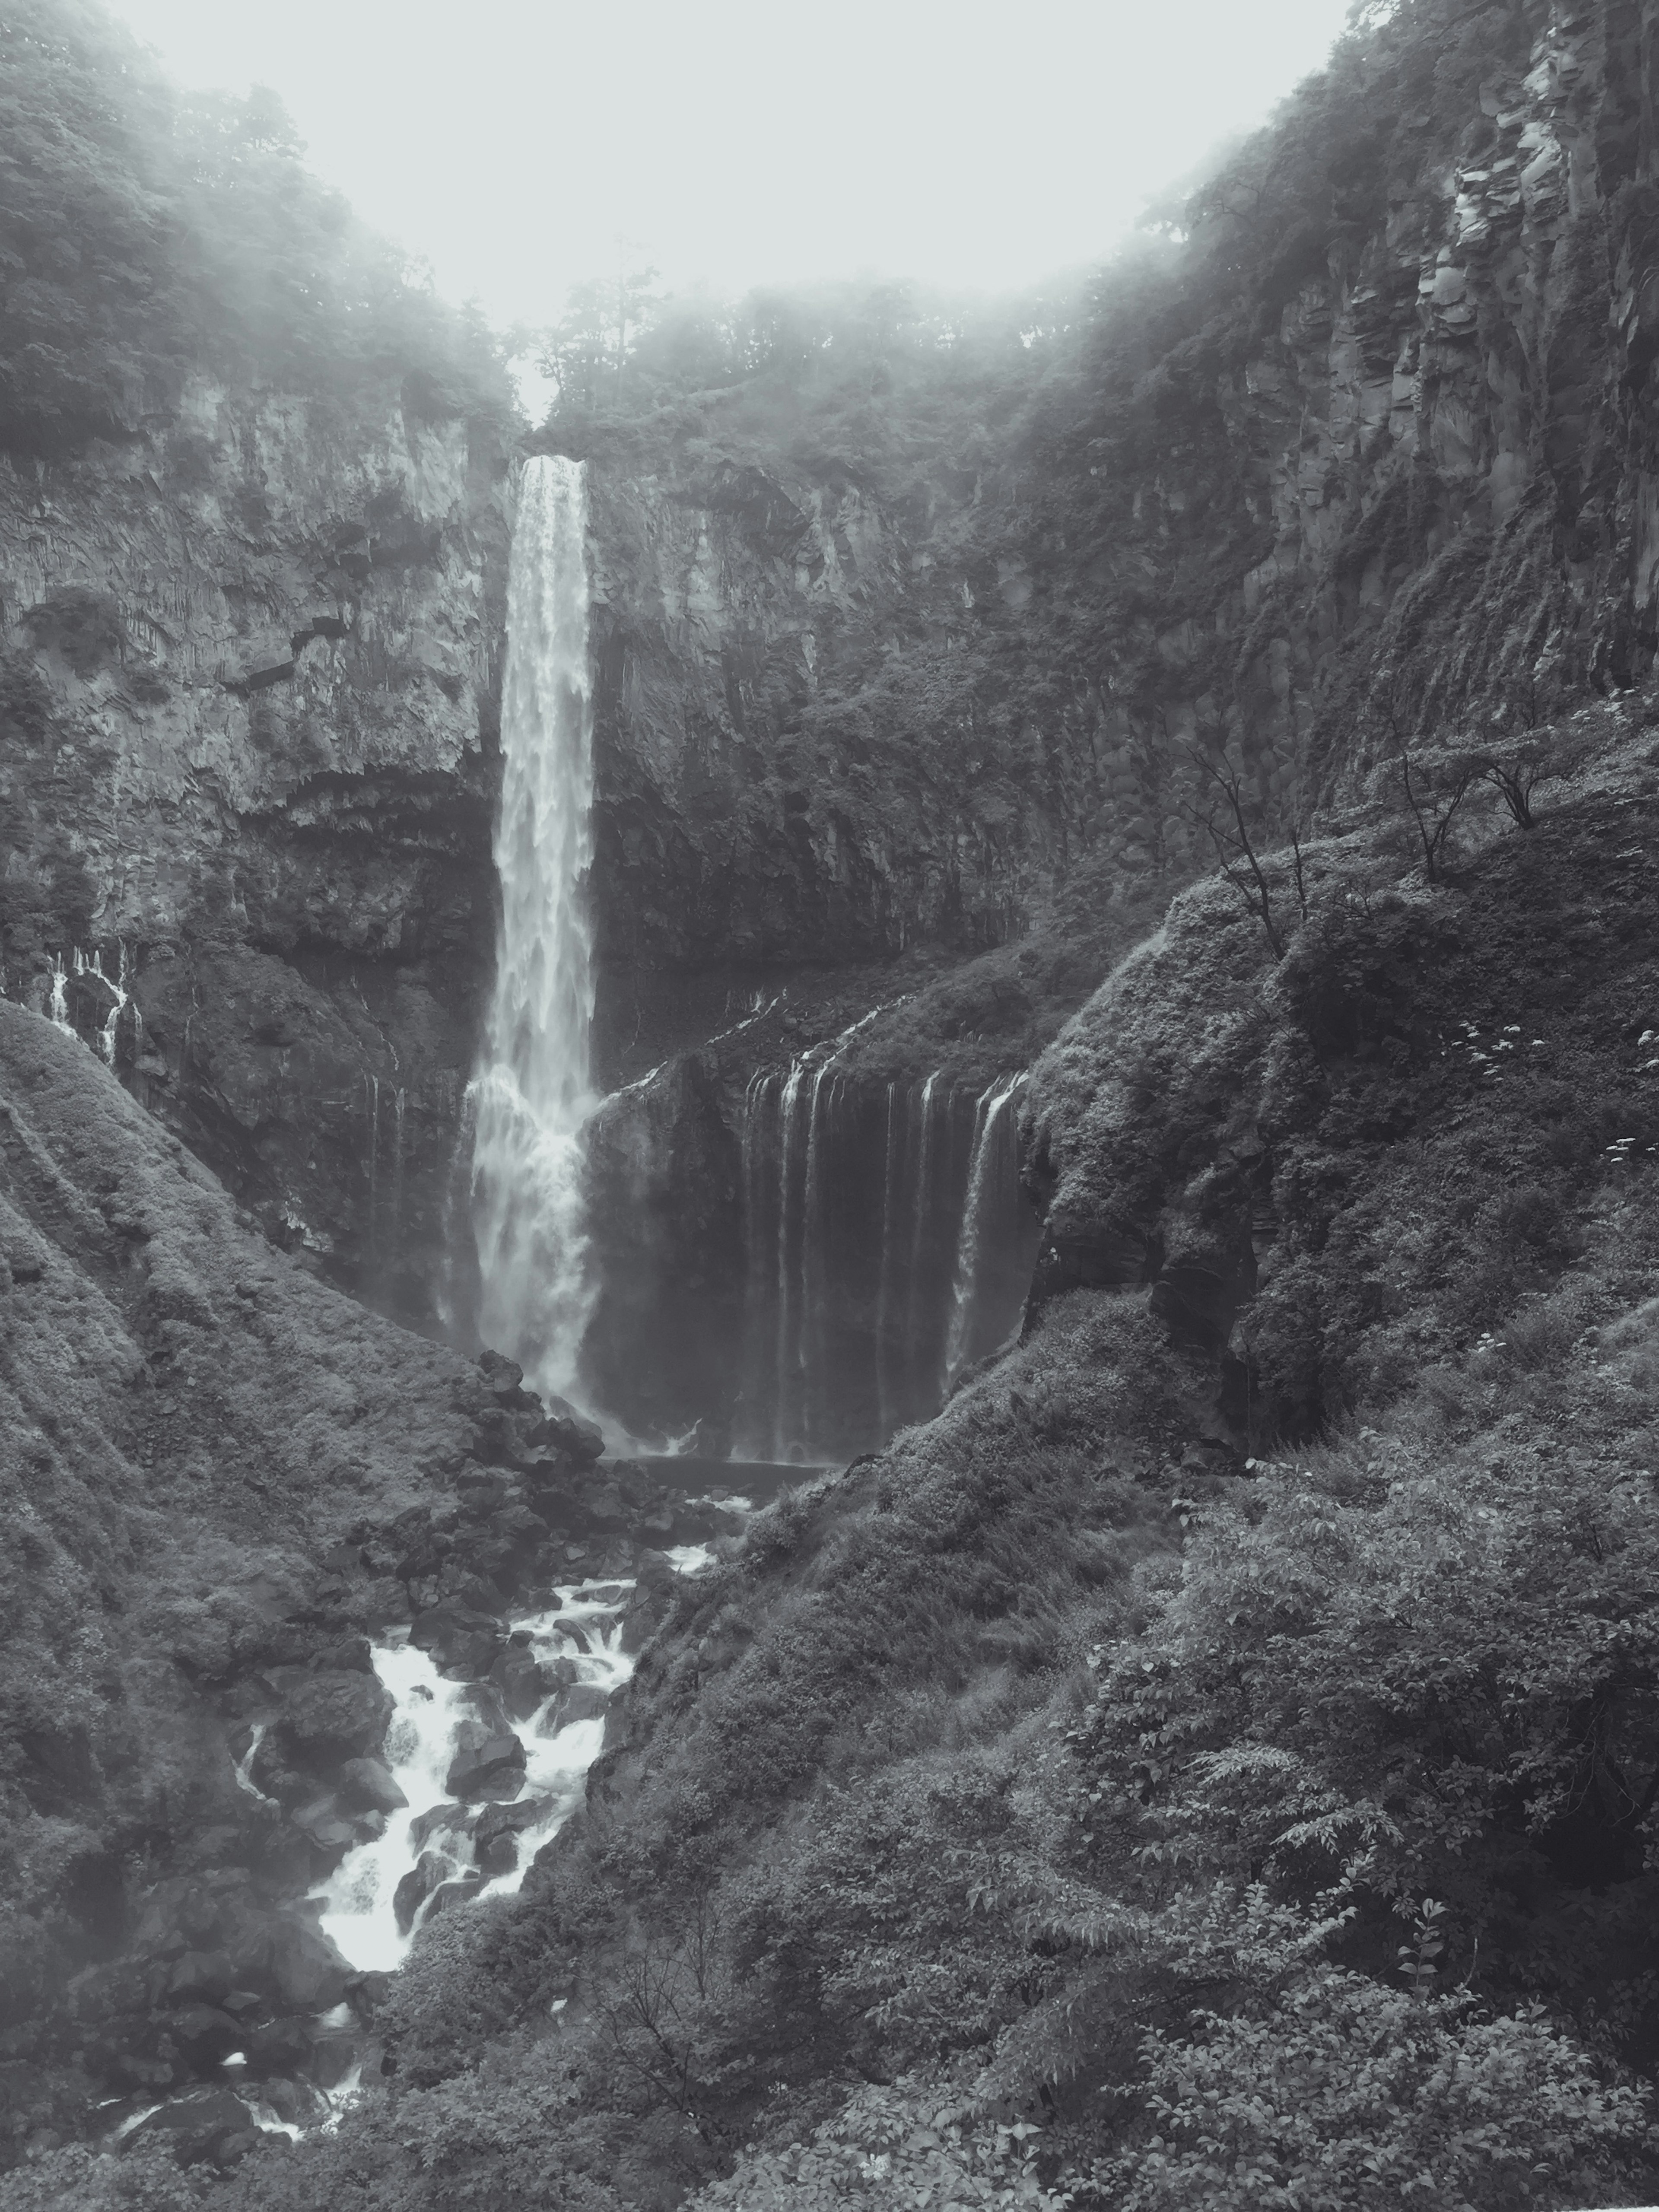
[106,0,1356,330]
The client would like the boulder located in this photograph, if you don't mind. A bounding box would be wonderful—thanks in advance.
[243,2017,315,2078]
[280,1671,394,1764]
[423,1872,484,1921]
[445,1716,526,1802]
[337,1757,408,1815]
[393,1851,450,1936]
[528,1398,606,1465]
[292,1796,359,1853]
[125,2089,261,2168]
[473,1795,553,1879]
[408,1801,470,1851]
[542,1683,610,1732]
[166,1950,236,2004]
[164,2005,244,2066]
[268,1919,350,2012]
[489,1638,551,1722]
[409,1601,506,1679]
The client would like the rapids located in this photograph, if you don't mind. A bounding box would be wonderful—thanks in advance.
[314,1574,661,1974]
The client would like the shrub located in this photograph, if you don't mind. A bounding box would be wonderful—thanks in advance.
[1092,1888,1653,2211]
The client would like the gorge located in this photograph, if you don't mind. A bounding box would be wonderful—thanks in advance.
[10,0,1659,2203]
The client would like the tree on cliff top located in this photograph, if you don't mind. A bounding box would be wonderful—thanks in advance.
[0,0,514,454]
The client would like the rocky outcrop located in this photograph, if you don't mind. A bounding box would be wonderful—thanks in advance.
[0,376,512,1323]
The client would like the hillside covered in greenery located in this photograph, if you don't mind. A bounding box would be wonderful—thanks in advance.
[0,0,513,452]
[7,0,1659,2201]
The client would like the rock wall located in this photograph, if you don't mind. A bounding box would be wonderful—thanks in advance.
[0,377,512,1321]
[1049,0,1659,848]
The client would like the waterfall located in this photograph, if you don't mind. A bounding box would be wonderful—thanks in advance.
[734,1050,1035,1462]
[874,1081,902,1442]
[772,1061,807,1460]
[469,457,596,1402]
[944,1073,1025,1386]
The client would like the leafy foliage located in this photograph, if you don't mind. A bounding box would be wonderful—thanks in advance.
[0,0,512,454]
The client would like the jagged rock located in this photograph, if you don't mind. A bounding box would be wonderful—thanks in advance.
[125,2089,262,2167]
[268,1920,351,2012]
[278,1671,394,1763]
[337,1757,408,1815]
[477,1350,524,1398]
[473,1796,553,1878]
[528,1398,606,1464]
[408,1802,470,1851]
[489,1636,553,1722]
[445,1714,526,1802]
[393,1852,451,1936]
[409,1602,507,1678]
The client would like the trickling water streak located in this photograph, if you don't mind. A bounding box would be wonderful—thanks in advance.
[904,1073,942,1412]
[365,1075,381,1256]
[470,457,597,1400]
[944,1074,1024,1386]
[796,1064,833,1458]
[874,1081,902,1442]
[392,1088,407,1243]
[737,1071,776,1457]
[48,955,70,1032]
[772,1061,806,1461]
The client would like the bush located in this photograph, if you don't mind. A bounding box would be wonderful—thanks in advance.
[1093,1889,1653,2211]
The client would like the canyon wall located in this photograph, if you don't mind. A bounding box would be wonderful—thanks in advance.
[0,379,512,1321]
[7,0,1658,1427]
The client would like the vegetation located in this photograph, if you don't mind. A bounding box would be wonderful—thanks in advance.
[0,0,514,454]
[0,1003,488,2162]
[8,711,1653,2209]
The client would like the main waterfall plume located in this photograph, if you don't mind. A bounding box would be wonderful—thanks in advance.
[469,456,596,1401]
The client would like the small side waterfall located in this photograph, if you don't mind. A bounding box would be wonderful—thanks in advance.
[735,1058,1037,1462]
[944,1072,1027,1386]
[469,457,597,1402]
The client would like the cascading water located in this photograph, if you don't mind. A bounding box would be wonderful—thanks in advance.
[735,1055,1039,1462]
[944,1072,1027,1386]
[313,1575,641,1975]
[469,457,597,1401]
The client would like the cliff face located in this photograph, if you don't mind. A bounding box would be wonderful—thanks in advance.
[580,445,1108,1084]
[0,378,512,1321]
[574,0,1659,1025]
[1024,0,1659,842]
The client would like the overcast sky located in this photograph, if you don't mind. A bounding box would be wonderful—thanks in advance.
[108,0,1356,335]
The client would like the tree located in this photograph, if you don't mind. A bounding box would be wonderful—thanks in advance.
[1179,741,1289,957]
[1472,732,1583,830]
[1395,742,1478,881]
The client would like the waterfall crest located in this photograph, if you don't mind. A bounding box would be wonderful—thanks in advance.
[469,457,596,1401]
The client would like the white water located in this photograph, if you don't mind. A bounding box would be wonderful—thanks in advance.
[313,1578,643,1974]
[944,1073,1025,1385]
[75,945,129,1062]
[470,455,597,1402]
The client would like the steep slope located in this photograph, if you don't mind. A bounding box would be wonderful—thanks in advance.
[0,996,509,2155]
[59,708,1659,2212]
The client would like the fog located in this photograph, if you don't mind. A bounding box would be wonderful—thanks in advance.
[108,0,1356,329]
